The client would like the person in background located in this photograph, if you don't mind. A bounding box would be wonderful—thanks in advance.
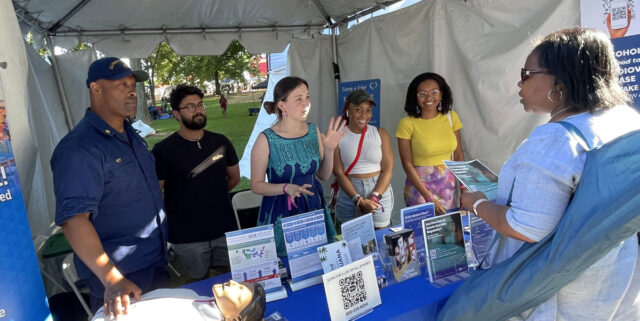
[219,94,228,118]
[152,85,240,280]
[461,27,640,320]
[51,57,168,318]
[396,72,464,215]
[250,76,344,256]
[333,89,394,229]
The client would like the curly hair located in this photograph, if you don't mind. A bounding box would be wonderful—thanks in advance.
[169,84,203,110]
[404,72,453,117]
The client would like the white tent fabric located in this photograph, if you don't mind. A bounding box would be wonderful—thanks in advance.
[14,0,393,57]
[3,0,585,252]
[337,0,579,223]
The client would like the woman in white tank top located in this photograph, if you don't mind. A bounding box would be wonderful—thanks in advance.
[333,90,394,229]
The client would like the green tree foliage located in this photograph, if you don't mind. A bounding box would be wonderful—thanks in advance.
[145,40,259,101]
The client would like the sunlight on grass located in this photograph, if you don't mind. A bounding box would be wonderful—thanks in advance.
[145,94,263,191]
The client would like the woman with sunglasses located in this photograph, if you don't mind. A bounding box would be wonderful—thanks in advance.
[461,28,640,320]
[396,72,464,215]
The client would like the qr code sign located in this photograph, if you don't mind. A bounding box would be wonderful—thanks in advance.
[339,271,367,310]
[612,7,627,20]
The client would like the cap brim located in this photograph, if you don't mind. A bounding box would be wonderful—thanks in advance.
[132,70,149,82]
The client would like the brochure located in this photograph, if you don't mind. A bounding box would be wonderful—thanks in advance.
[322,256,381,321]
[444,159,498,201]
[400,202,435,265]
[281,209,327,287]
[422,211,469,283]
[383,229,421,282]
[225,225,285,300]
[317,240,353,273]
[340,214,388,288]
[340,213,379,261]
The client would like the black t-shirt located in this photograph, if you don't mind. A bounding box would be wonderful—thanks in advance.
[152,131,239,243]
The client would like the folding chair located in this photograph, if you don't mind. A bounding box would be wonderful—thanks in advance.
[231,190,263,229]
[62,253,93,320]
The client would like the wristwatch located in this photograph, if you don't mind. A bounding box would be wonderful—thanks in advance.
[472,198,488,216]
[370,191,382,200]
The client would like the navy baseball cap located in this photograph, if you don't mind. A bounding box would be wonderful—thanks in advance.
[86,57,149,88]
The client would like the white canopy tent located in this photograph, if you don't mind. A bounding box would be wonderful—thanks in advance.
[0,0,580,244]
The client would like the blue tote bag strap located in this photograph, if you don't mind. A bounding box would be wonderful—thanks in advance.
[558,121,593,151]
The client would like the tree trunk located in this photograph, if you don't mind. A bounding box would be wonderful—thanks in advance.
[131,58,152,124]
[214,70,221,96]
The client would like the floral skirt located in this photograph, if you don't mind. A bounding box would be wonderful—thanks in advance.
[404,165,455,209]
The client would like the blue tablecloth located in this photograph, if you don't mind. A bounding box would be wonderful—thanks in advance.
[182,220,470,320]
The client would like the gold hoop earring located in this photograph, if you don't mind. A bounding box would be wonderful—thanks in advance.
[547,89,563,102]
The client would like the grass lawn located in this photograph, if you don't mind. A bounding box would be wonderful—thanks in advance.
[144,92,264,192]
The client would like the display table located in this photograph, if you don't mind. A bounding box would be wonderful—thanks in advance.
[182,222,468,320]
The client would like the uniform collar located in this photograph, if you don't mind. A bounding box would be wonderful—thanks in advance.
[84,108,132,138]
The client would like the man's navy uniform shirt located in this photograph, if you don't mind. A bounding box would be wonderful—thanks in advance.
[51,109,167,279]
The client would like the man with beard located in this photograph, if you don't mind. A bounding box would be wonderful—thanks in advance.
[152,85,240,280]
[51,57,168,318]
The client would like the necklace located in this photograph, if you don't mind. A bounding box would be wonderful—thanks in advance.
[550,106,572,119]
[178,131,204,149]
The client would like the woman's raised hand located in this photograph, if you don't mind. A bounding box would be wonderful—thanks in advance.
[319,117,347,151]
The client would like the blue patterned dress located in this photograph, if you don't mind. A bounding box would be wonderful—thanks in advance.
[257,123,337,256]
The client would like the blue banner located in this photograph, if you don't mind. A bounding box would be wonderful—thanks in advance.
[0,86,51,319]
[613,34,640,110]
[338,79,381,127]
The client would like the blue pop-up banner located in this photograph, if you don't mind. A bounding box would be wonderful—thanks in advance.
[337,79,381,127]
[0,84,51,319]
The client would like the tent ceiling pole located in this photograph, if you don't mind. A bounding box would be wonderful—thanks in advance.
[338,0,404,26]
[48,0,93,35]
[46,36,75,131]
[310,0,334,26]
[52,24,327,37]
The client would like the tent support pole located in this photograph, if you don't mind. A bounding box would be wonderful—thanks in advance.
[331,26,340,104]
[47,36,75,131]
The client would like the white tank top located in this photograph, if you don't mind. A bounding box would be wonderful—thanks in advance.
[338,124,382,174]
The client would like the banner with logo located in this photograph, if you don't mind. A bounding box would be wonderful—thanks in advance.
[0,76,51,319]
[581,0,640,110]
[338,79,381,127]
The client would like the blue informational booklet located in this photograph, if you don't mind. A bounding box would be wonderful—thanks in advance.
[400,202,435,265]
[281,209,328,283]
[422,211,469,283]
[444,159,498,200]
[444,159,497,266]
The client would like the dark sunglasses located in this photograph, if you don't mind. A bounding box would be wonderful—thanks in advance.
[521,68,546,82]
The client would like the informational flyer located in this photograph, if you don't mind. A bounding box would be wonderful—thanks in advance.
[581,0,640,110]
[400,202,435,265]
[281,209,327,283]
[444,159,498,200]
[422,211,469,283]
[0,76,51,320]
[317,240,353,273]
[341,213,379,261]
[322,256,381,321]
[225,225,282,295]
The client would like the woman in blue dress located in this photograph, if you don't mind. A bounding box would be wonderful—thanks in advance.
[251,76,345,256]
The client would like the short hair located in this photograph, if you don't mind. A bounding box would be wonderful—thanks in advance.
[169,85,204,110]
[532,27,629,112]
[263,77,309,119]
[404,72,453,117]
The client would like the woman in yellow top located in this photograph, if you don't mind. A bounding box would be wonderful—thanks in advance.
[396,72,464,215]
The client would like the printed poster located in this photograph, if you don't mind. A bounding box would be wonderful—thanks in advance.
[281,209,327,283]
[0,76,51,320]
